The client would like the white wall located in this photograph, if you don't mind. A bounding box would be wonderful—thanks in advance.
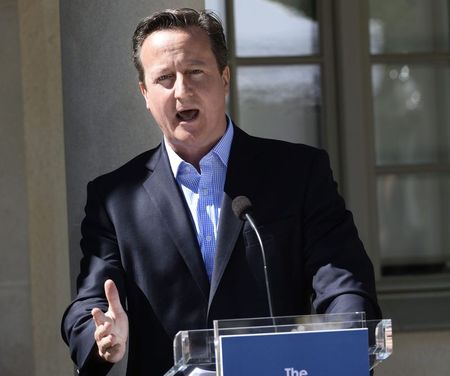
[0,1,202,375]
[0,1,33,375]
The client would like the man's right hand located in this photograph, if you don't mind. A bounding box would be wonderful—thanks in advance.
[91,279,129,363]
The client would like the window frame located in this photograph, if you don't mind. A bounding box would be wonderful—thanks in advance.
[223,0,341,177]
[334,0,450,330]
[213,0,450,331]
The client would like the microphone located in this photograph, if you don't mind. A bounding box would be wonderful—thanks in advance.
[232,196,274,318]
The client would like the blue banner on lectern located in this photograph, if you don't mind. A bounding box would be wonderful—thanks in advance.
[219,328,369,376]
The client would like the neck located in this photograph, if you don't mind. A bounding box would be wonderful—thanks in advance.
[168,120,228,172]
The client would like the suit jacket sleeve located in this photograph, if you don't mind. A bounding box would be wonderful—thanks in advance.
[302,149,381,318]
[61,180,127,375]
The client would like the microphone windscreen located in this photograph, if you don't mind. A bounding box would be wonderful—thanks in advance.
[232,196,252,220]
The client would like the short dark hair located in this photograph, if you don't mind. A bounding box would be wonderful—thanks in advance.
[132,8,228,83]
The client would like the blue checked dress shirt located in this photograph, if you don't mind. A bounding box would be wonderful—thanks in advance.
[165,118,234,281]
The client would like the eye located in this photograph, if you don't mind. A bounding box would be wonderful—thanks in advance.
[189,69,203,75]
[155,74,174,83]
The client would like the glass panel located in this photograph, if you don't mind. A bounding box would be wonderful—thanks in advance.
[237,65,321,146]
[234,0,319,56]
[205,0,227,34]
[377,173,450,274]
[372,64,450,165]
[369,0,450,53]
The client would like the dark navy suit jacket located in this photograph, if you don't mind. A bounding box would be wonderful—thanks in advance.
[62,125,380,375]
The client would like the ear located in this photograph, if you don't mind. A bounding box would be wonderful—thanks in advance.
[139,81,151,110]
[221,66,230,95]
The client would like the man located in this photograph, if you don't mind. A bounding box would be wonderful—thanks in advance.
[62,8,380,376]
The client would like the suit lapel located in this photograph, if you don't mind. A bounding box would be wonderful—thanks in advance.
[142,145,210,299]
[208,126,259,310]
[209,193,243,307]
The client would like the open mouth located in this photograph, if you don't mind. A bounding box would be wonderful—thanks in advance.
[176,109,199,122]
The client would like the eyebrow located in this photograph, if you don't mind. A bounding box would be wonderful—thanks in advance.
[151,60,208,75]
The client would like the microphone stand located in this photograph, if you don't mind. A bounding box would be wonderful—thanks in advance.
[244,213,275,320]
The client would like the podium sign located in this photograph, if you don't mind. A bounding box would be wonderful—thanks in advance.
[163,314,392,376]
[219,328,369,376]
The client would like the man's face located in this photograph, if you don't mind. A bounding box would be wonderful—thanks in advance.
[139,27,230,162]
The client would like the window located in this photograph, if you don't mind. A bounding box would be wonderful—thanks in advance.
[206,0,450,329]
[205,0,339,158]
[368,0,450,329]
[203,0,349,253]
[369,0,450,276]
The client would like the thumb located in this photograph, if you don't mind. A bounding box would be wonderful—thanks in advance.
[104,279,124,315]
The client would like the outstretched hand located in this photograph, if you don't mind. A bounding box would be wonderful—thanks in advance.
[92,279,129,363]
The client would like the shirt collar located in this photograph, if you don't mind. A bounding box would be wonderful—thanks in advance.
[165,115,234,178]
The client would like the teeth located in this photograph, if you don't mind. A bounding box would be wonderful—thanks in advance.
[177,110,198,121]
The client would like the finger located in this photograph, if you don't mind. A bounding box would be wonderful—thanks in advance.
[104,279,124,315]
[94,320,112,342]
[97,334,115,354]
[91,307,107,327]
[102,343,122,363]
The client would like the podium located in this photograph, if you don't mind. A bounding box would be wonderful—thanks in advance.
[163,312,393,376]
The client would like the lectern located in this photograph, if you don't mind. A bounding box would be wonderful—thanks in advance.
[164,312,393,376]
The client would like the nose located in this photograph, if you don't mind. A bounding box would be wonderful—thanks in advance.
[174,74,192,100]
